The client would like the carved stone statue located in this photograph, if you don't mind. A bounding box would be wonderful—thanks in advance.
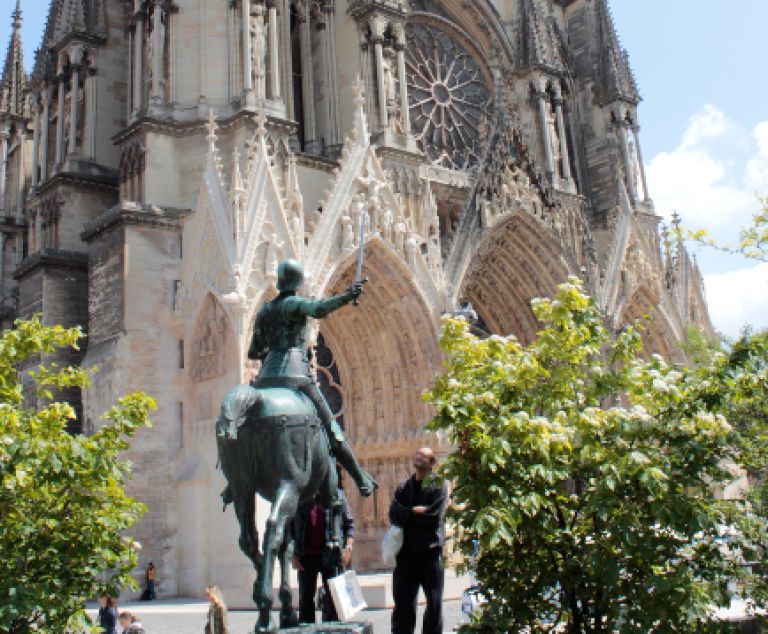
[264,233,283,279]
[251,4,267,99]
[394,219,406,254]
[406,232,420,268]
[547,104,561,175]
[627,136,643,199]
[380,207,393,243]
[146,21,155,79]
[216,259,377,633]
[341,213,354,249]
[381,48,403,134]
[291,213,303,253]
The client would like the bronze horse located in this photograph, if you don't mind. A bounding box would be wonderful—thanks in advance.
[217,383,342,633]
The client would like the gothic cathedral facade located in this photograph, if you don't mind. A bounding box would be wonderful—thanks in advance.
[0,0,711,599]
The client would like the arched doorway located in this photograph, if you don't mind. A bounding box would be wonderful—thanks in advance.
[621,285,683,362]
[460,212,574,342]
[315,241,442,569]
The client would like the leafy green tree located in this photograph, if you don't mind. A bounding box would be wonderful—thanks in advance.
[679,325,723,368]
[428,279,765,632]
[689,195,768,262]
[706,328,768,607]
[0,317,155,633]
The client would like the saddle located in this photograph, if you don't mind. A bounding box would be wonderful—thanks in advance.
[217,383,320,442]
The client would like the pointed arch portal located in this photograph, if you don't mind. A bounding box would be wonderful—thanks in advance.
[313,242,442,567]
[461,213,573,343]
[621,285,683,363]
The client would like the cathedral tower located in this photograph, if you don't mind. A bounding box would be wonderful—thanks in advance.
[0,0,713,600]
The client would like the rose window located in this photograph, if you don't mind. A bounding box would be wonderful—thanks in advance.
[405,23,492,170]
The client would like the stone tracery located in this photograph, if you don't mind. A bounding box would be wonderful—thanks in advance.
[405,22,491,170]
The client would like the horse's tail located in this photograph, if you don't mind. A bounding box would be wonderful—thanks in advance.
[216,384,261,441]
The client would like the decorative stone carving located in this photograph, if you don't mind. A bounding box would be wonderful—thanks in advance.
[546,103,561,177]
[627,136,643,199]
[264,232,284,279]
[380,207,393,243]
[405,22,491,170]
[394,219,406,253]
[250,4,267,99]
[381,48,402,134]
[191,294,230,382]
[341,213,354,250]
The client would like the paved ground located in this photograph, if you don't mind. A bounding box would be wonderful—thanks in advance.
[88,598,466,633]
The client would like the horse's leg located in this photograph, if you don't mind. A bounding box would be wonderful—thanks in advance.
[234,494,262,569]
[255,483,298,633]
[277,525,299,628]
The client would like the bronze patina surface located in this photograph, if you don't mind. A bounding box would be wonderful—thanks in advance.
[216,259,376,633]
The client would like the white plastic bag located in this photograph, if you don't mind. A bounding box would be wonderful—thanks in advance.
[381,525,404,566]
[327,570,368,621]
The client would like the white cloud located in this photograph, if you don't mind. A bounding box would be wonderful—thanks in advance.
[746,121,768,190]
[704,263,768,338]
[646,105,768,337]
[679,104,733,149]
[646,105,768,233]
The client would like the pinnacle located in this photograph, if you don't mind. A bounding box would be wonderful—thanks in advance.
[12,0,21,30]
[595,0,640,105]
[518,0,566,75]
[1,0,29,117]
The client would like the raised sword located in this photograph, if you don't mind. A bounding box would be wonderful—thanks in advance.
[353,209,367,306]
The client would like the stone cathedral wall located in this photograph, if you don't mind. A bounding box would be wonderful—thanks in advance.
[0,0,714,598]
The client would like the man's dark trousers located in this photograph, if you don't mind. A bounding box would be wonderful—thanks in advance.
[298,553,339,623]
[391,547,444,634]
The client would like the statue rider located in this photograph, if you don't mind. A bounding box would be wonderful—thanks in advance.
[248,258,378,498]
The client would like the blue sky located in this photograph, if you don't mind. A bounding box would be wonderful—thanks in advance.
[612,2,768,337]
[1,1,766,337]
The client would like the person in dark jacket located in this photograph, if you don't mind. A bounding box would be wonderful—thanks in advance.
[292,483,356,623]
[98,594,118,634]
[389,447,447,634]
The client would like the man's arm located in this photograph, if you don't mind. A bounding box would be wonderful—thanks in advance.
[409,483,447,527]
[388,481,413,526]
[286,283,362,319]
[247,313,268,360]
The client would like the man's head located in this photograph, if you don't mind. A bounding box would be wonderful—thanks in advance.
[277,258,304,293]
[277,259,304,292]
[413,447,437,479]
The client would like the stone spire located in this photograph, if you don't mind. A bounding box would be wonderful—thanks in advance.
[595,0,639,105]
[518,0,566,75]
[0,0,29,117]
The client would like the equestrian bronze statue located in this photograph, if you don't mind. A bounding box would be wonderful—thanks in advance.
[216,258,377,633]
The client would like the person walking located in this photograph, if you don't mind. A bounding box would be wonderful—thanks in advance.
[204,585,230,634]
[98,594,118,634]
[118,611,145,633]
[292,482,356,623]
[389,447,448,634]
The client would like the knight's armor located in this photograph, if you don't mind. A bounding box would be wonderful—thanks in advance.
[248,259,377,497]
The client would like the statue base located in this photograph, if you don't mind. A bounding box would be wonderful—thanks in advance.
[279,622,373,634]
